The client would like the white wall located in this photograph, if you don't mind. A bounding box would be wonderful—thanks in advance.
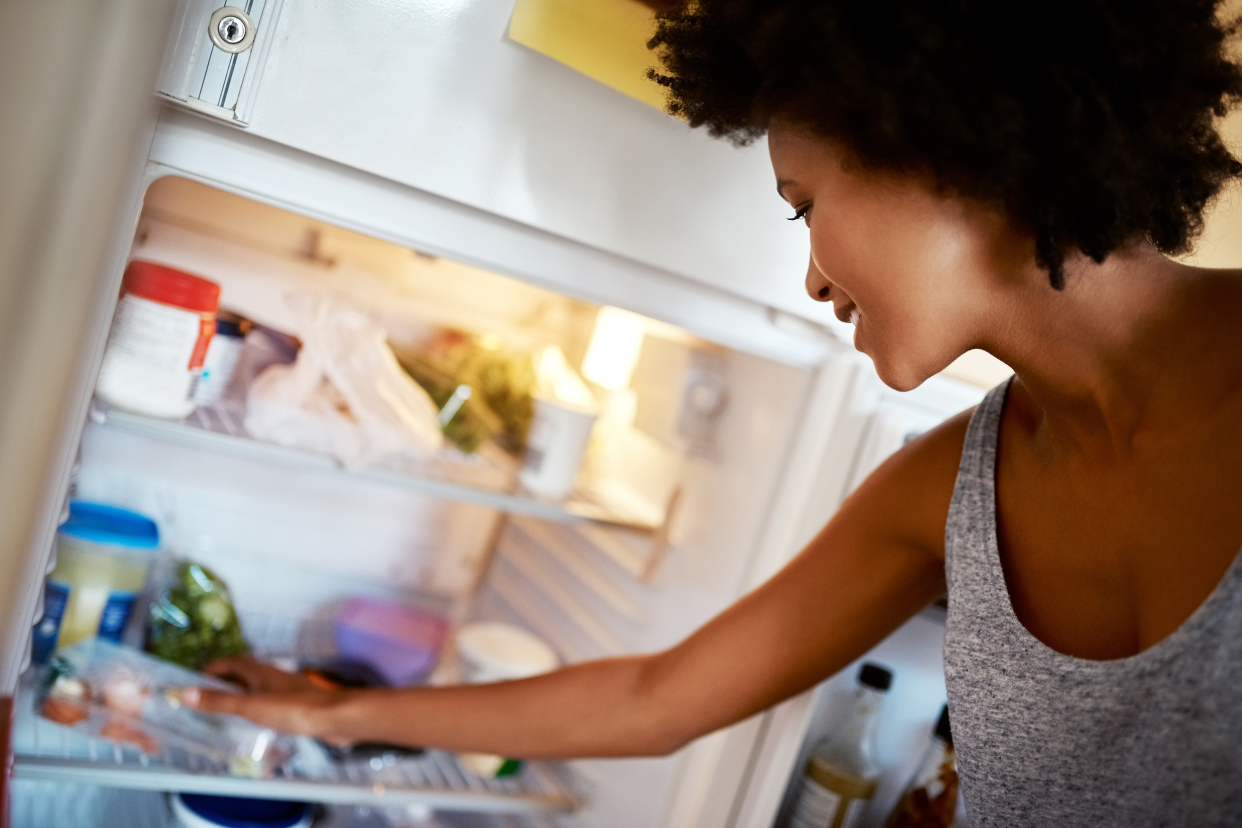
[232,0,831,329]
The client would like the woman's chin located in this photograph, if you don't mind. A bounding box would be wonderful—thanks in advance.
[868,352,936,393]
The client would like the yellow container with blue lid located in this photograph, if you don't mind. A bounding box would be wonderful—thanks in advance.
[34,501,159,661]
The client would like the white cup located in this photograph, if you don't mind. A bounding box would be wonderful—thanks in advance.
[519,397,597,500]
[456,622,559,684]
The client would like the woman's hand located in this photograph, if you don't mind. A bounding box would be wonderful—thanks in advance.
[180,684,346,738]
[203,655,317,693]
[179,656,350,740]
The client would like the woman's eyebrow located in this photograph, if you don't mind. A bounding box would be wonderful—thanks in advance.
[776,178,797,199]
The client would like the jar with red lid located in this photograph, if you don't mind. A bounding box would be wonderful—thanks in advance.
[95,261,221,419]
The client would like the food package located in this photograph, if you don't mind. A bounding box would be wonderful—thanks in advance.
[37,640,293,778]
[332,597,449,686]
[398,329,536,455]
[147,561,249,671]
[244,293,443,468]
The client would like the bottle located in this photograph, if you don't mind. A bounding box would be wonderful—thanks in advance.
[786,662,893,828]
[885,705,958,828]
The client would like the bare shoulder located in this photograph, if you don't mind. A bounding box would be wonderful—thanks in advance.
[838,405,975,563]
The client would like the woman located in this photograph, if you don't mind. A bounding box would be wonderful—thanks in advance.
[186,1,1242,823]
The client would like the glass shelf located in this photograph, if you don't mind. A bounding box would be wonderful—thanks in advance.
[94,403,662,532]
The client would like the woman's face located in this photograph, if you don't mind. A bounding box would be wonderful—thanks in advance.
[768,121,1030,390]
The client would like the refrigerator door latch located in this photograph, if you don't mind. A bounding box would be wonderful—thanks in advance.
[155,0,285,127]
[208,7,255,53]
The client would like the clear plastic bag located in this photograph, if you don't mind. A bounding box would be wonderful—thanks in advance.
[244,293,443,468]
[146,560,249,671]
[37,640,293,778]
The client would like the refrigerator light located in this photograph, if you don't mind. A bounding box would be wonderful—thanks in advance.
[582,307,646,392]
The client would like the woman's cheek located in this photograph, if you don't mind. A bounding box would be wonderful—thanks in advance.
[808,221,861,282]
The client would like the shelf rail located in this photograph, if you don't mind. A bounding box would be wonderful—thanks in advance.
[11,678,576,815]
[97,403,662,531]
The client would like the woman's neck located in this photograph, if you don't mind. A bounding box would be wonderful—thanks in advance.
[982,243,1242,459]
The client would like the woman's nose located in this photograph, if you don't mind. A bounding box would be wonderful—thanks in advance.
[805,255,832,302]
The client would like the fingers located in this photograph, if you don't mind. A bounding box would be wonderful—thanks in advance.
[203,655,253,675]
[203,655,263,685]
[179,685,342,738]
[204,656,312,693]
[181,687,296,733]
[179,687,243,716]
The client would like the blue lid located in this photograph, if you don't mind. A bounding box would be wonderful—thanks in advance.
[215,310,250,339]
[58,501,159,550]
[178,794,310,828]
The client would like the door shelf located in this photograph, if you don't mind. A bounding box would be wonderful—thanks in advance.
[12,680,576,816]
[95,403,663,531]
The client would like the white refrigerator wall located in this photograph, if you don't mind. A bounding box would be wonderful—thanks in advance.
[215,0,834,331]
[465,357,820,828]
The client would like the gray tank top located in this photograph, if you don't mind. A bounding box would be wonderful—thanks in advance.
[943,379,1242,826]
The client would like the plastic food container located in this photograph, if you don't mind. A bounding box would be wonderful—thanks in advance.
[193,310,251,406]
[39,640,294,779]
[333,597,449,686]
[456,622,559,683]
[34,501,159,660]
[170,793,313,828]
[95,260,221,419]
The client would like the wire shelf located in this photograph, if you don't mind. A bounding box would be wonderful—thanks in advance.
[11,676,577,816]
[10,780,564,828]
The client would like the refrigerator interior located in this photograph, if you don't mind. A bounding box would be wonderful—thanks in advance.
[9,153,1000,826]
[13,174,828,828]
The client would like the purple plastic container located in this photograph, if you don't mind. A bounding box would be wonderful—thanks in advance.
[333,598,449,686]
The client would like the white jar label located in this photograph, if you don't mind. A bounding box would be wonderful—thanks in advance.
[788,776,871,828]
[789,777,843,828]
[194,332,244,405]
[840,798,867,828]
[96,294,210,418]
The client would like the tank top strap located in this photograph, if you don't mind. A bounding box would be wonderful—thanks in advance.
[943,376,1012,596]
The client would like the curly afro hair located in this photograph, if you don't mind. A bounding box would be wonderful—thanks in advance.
[647,0,1242,288]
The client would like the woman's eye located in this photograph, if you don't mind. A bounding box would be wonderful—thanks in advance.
[787,203,812,226]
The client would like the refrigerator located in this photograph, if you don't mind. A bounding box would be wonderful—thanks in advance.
[0,2,1006,827]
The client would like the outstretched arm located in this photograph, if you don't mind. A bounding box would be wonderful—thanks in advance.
[186,411,970,758]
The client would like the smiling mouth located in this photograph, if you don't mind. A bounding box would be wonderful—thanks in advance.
[849,308,860,326]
